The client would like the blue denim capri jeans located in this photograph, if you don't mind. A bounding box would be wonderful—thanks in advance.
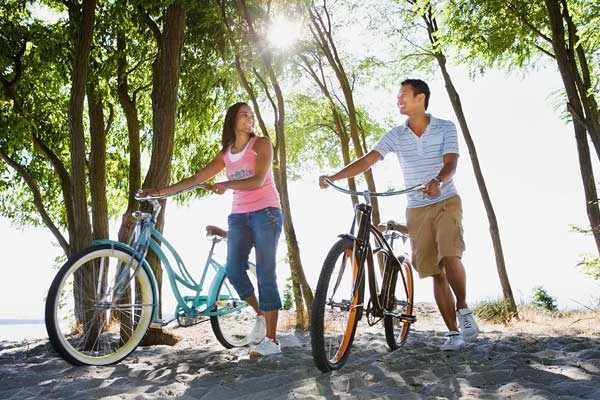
[226,207,283,312]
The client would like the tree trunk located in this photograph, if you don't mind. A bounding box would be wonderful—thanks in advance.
[237,0,314,328]
[437,55,518,317]
[116,29,143,243]
[66,0,97,334]
[68,0,96,255]
[544,0,600,252]
[87,80,109,241]
[141,1,186,312]
[418,4,518,317]
[137,2,185,346]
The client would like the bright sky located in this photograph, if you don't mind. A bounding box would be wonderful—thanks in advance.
[1,66,599,325]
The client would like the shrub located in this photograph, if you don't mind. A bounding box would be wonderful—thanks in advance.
[532,286,559,313]
[282,277,293,310]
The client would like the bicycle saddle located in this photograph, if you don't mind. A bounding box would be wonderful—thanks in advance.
[206,225,228,238]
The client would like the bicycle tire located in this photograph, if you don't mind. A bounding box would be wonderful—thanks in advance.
[311,237,363,372]
[45,244,155,366]
[383,257,414,350]
[210,266,258,348]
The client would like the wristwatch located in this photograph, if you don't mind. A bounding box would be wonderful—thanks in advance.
[432,177,442,187]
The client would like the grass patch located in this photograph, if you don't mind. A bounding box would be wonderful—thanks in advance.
[472,298,515,325]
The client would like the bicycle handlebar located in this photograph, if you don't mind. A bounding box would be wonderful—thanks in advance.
[134,183,210,201]
[324,178,426,198]
[133,184,210,221]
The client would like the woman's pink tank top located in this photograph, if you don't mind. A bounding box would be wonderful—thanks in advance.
[224,136,281,214]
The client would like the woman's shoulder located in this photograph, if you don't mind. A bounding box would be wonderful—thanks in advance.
[252,135,273,149]
[254,135,271,143]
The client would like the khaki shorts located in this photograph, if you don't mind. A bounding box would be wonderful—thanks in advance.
[406,195,465,278]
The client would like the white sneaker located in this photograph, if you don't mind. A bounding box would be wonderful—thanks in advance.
[248,315,266,345]
[249,337,281,357]
[457,308,480,340]
[441,331,465,351]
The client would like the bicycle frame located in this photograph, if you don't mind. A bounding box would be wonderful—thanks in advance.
[345,202,398,322]
[327,179,423,323]
[95,185,244,326]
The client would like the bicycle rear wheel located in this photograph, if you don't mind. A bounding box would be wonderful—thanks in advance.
[311,237,363,372]
[383,257,414,350]
[210,266,258,348]
[45,244,155,366]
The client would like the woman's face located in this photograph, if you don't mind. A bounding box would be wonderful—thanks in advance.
[235,105,254,134]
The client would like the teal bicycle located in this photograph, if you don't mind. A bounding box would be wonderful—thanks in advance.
[44,184,257,366]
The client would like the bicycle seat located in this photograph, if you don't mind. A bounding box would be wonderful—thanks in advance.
[206,225,228,239]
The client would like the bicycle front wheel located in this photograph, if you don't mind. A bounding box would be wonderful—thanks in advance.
[384,257,414,350]
[210,266,258,348]
[311,237,363,372]
[45,244,155,366]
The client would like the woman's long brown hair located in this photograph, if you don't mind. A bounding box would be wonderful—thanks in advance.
[221,102,255,150]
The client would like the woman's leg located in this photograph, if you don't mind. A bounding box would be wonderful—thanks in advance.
[226,213,256,306]
[251,207,283,341]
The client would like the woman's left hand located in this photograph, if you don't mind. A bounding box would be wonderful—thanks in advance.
[209,182,228,195]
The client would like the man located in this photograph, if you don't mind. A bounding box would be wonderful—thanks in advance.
[319,78,479,351]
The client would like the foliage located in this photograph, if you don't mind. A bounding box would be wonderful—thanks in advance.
[284,93,386,178]
[0,0,238,235]
[577,255,600,281]
[0,2,72,227]
[532,286,559,313]
[441,0,551,73]
[441,0,600,101]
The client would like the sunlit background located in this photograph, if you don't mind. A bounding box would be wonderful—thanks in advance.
[1,2,598,341]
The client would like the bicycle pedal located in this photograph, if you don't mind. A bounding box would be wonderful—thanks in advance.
[399,314,416,323]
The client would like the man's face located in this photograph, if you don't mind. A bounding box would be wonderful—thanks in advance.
[396,84,422,115]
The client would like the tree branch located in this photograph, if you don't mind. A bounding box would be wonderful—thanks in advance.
[0,147,69,254]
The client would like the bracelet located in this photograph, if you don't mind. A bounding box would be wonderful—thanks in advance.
[432,177,442,186]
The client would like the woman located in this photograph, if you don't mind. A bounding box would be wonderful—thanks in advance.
[142,102,283,356]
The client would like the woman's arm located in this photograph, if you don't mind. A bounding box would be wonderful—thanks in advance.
[141,152,226,197]
[211,137,273,194]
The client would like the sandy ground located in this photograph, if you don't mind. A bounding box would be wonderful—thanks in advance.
[1,303,599,399]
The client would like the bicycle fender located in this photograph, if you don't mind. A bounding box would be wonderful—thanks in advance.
[92,239,160,318]
[206,267,228,307]
[338,233,357,241]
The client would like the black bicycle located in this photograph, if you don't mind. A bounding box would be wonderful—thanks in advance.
[311,178,425,372]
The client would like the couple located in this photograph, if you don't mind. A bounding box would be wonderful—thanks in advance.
[141,78,479,356]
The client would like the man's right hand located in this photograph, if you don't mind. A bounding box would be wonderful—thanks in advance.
[319,175,332,189]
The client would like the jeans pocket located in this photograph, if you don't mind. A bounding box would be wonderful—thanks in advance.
[263,207,283,228]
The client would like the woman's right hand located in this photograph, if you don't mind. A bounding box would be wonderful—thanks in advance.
[138,188,159,198]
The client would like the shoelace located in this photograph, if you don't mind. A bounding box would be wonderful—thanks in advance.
[461,315,472,329]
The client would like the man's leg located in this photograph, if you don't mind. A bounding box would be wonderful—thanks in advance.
[442,255,467,310]
[432,270,458,332]
[441,255,479,339]
[433,256,469,331]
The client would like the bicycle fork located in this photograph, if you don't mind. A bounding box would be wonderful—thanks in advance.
[377,254,415,324]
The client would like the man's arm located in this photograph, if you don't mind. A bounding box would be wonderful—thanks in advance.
[319,150,382,188]
[423,153,458,197]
